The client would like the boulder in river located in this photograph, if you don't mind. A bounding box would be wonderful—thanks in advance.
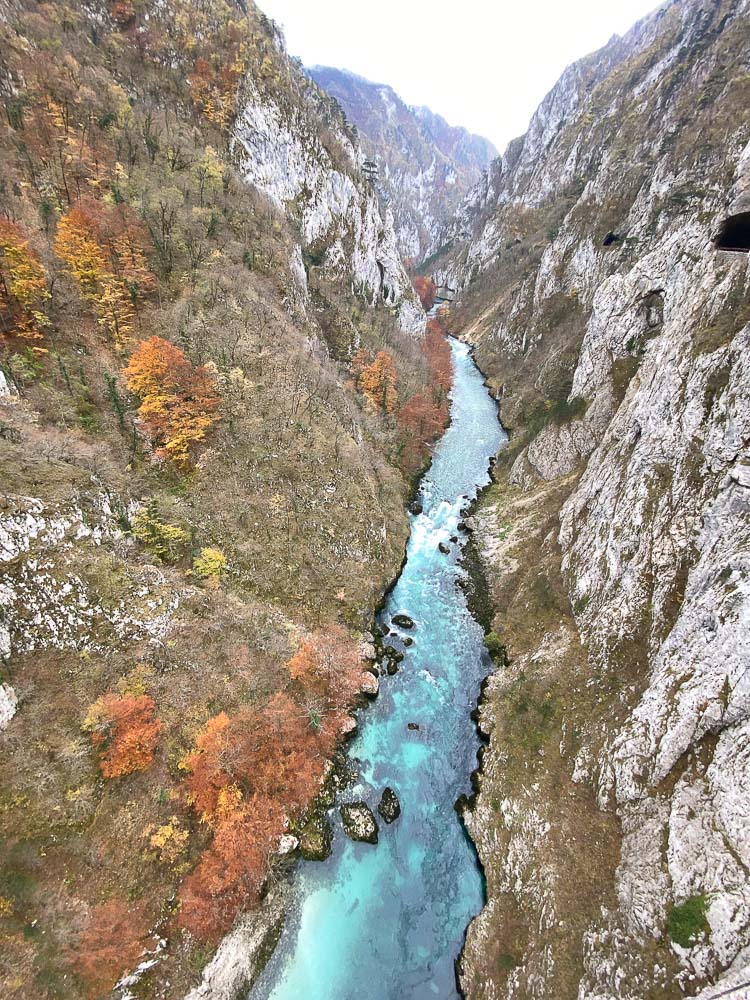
[340,802,378,844]
[386,660,399,675]
[377,787,401,824]
[438,542,451,555]
[407,722,420,731]
[392,614,415,629]
[409,500,423,515]
[402,636,414,647]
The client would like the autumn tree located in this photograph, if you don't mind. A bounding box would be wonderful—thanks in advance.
[54,200,155,348]
[412,275,436,312]
[69,899,152,996]
[398,392,447,474]
[423,317,453,397]
[178,798,284,940]
[0,220,50,349]
[352,348,398,414]
[122,335,220,466]
[178,676,360,939]
[286,626,364,729]
[83,692,163,778]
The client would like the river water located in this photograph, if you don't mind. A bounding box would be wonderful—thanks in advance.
[251,339,506,1000]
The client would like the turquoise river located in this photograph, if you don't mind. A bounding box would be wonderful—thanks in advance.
[251,338,506,1000]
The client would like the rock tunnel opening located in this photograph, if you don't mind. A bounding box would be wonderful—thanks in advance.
[715,212,750,252]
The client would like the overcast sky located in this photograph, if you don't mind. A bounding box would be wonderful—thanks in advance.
[257,0,662,152]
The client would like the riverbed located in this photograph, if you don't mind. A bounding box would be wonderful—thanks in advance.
[251,339,506,1000]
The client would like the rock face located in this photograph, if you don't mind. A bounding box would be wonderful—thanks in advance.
[234,61,425,338]
[437,1,750,998]
[377,787,401,824]
[307,67,496,262]
[340,802,379,844]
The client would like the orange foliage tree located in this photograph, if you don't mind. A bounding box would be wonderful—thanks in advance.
[122,336,220,466]
[352,348,398,414]
[83,693,163,778]
[69,899,152,996]
[397,315,454,474]
[54,199,155,348]
[179,629,364,939]
[286,625,364,727]
[412,275,436,312]
[0,220,49,350]
[423,317,453,398]
[398,392,448,474]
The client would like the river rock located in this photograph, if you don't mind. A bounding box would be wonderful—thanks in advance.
[402,636,414,647]
[377,787,401,824]
[438,542,451,554]
[360,671,379,697]
[340,802,378,844]
[386,660,399,675]
[298,813,332,861]
[409,500,423,515]
[457,520,468,532]
[392,614,415,629]
[407,722,420,731]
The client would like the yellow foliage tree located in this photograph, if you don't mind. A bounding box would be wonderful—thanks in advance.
[54,205,133,348]
[355,350,398,413]
[0,220,50,350]
[122,336,220,467]
[54,200,155,349]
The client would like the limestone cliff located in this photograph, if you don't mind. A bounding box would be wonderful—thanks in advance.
[307,66,497,263]
[435,1,750,997]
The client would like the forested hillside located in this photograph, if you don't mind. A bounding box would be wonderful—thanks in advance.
[0,1,452,996]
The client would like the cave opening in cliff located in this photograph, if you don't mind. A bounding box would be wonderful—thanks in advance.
[715,212,750,252]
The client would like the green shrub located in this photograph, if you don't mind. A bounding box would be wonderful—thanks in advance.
[131,503,189,563]
[483,631,505,659]
[666,894,709,948]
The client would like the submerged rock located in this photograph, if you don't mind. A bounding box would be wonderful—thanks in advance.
[340,802,378,844]
[298,812,332,861]
[407,722,420,731]
[377,787,401,824]
[392,613,415,629]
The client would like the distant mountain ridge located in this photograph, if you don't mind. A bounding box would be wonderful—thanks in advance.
[307,66,497,262]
